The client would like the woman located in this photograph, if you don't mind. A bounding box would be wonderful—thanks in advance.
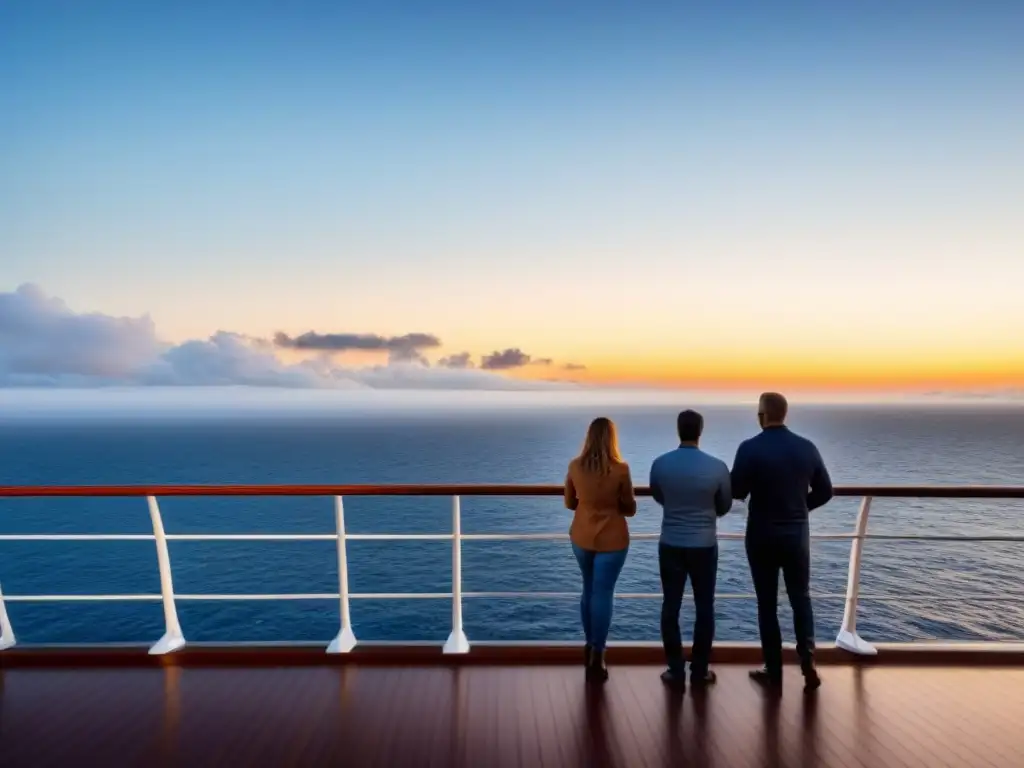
[564,417,636,682]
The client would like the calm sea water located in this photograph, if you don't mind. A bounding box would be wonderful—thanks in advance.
[1,401,1022,646]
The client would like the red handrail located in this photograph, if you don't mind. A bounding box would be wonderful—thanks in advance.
[0,484,1022,498]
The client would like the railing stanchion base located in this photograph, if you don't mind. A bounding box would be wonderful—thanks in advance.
[149,631,187,656]
[443,630,470,655]
[327,627,358,654]
[836,629,878,655]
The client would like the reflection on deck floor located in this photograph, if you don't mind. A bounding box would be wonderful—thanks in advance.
[2,664,1022,767]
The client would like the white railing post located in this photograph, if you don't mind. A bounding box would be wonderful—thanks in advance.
[836,496,878,655]
[0,578,16,651]
[443,495,470,654]
[147,496,186,655]
[327,496,358,653]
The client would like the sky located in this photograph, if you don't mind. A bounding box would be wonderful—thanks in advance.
[1,1,1022,396]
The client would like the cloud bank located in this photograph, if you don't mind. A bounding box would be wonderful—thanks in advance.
[273,330,441,363]
[438,352,474,369]
[480,347,552,370]
[0,284,575,391]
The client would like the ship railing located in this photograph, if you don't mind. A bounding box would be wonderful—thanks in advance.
[0,484,1022,656]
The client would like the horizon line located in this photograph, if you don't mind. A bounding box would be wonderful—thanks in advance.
[0,385,1019,408]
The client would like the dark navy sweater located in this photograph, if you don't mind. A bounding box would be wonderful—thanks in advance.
[730,426,833,538]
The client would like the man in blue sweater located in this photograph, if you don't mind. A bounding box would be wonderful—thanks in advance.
[650,410,732,688]
[731,392,833,692]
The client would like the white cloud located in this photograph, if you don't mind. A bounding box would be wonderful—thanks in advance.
[138,332,340,388]
[0,284,572,391]
[0,284,163,383]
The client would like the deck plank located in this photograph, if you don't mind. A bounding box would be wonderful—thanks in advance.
[2,664,1022,767]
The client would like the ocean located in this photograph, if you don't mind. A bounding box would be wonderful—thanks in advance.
[1,396,1022,647]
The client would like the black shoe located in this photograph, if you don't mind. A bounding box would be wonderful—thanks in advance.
[660,668,687,688]
[749,668,782,688]
[586,649,609,684]
[690,669,717,687]
[803,667,822,692]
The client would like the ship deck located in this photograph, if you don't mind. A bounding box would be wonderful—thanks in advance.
[2,648,1023,767]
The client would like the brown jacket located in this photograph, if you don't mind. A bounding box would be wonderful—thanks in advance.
[564,458,637,552]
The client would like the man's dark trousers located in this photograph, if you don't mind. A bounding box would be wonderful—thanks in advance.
[745,532,815,677]
[659,543,717,675]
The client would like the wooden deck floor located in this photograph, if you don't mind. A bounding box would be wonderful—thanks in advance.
[2,663,1022,767]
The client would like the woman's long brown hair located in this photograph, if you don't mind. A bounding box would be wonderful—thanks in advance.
[577,417,623,476]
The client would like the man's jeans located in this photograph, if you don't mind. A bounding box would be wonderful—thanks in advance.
[659,543,718,675]
[746,533,815,677]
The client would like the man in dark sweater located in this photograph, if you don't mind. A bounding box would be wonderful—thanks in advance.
[731,392,833,691]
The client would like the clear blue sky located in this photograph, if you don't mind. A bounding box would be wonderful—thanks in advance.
[1,1,1022,392]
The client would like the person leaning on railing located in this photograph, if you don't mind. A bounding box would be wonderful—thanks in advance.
[564,417,637,683]
[731,392,833,692]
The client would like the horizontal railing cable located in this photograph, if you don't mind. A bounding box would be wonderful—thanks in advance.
[1,484,1023,498]
[4,591,1020,603]
[3,533,1023,543]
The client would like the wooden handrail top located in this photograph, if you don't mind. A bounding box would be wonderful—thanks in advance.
[0,484,1022,498]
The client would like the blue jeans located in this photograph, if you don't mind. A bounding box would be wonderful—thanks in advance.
[659,543,718,675]
[572,543,629,652]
